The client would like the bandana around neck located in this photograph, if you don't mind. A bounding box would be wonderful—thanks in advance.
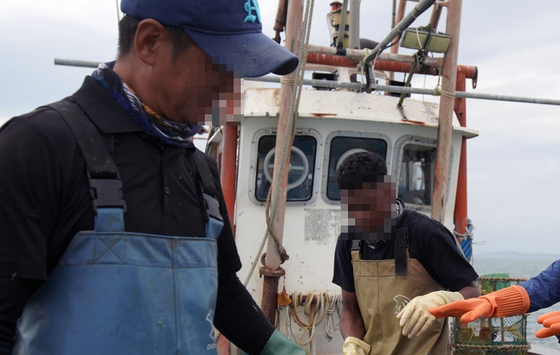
[92,62,201,148]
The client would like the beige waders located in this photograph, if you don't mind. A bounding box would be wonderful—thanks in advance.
[351,252,450,355]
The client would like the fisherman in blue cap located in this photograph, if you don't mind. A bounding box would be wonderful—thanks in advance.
[0,0,302,354]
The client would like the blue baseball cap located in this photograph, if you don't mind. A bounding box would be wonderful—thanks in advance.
[120,0,299,77]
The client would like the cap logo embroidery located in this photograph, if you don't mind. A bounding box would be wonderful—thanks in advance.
[243,0,261,24]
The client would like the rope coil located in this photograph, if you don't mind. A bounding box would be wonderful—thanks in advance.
[325,293,342,341]
[278,292,343,353]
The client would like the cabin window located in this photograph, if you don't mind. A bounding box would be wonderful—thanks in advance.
[397,143,436,207]
[393,135,455,212]
[326,136,388,201]
[255,135,317,202]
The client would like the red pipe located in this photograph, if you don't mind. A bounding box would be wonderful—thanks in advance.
[307,53,438,75]
[454,72,469,236]
[220,124,238,229]
[457,64,477,89]
[306,52,477,79]
[216,124,238,355]
[454,72,467,129]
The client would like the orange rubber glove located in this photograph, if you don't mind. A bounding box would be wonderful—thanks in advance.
[429,285,530,323]
[536,311,560,338]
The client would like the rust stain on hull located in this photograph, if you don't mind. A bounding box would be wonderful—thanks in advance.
[401,118,427,125]
[310,112,338,118]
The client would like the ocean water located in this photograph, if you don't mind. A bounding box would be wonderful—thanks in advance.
[473,256,560,351]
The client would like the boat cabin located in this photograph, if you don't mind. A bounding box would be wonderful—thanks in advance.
[206,79,478,352]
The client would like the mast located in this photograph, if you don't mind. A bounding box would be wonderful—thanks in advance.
[260,0,304,324]
[454,69,471,260]
[431,0,463,222]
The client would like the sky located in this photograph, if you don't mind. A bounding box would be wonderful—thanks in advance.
[1,0,559,256]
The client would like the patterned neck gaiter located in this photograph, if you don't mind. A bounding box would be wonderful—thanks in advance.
[92,61,201,148]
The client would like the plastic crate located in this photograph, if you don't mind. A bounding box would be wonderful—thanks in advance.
[452,276,530,355]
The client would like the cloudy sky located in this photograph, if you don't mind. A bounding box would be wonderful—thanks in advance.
[1,0,559,255]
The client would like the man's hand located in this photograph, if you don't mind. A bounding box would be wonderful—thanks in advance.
[397,291,463,338]
[429,285,530,323]
[342,336,371,355]
[536,311,560,338]
[260,329,306,355]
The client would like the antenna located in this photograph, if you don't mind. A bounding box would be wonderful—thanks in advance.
[115,0,121,29]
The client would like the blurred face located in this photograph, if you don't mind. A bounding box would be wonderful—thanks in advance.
[341,180,397,240]
[152,38,242,125]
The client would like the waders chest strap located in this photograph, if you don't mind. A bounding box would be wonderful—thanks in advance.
[45,100,126,213]
[395,209,411,275]
[189,147,222,224]
[47,100,220,228]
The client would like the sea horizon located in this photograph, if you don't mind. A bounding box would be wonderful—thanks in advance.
[475,250,560,260]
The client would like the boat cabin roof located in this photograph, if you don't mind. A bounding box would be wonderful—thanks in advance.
[241,87,478,138]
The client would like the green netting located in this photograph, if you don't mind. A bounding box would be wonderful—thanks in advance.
[454,316,527,345]
[452,277,528,355]
[452,344,530,355]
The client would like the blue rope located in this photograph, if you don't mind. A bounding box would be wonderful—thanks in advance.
[461,238,472,261]
[460,218,473,261]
